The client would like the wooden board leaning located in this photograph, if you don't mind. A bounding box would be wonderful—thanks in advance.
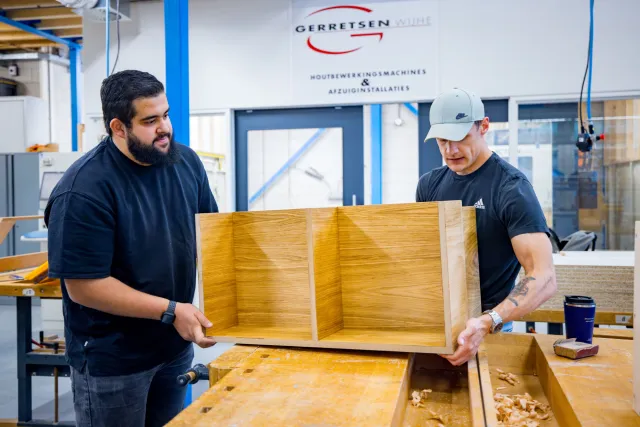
[195,201,479,354]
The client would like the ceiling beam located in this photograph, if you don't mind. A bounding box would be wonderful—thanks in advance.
[54,27,81,38]
[0,0,61,9]
[7,7,78,21]
[0,31,47,42]
[0,23,18,31]
[0,38,82,50]
[0,14,81,49]
[36,17,82,30]
[0,41,61,50]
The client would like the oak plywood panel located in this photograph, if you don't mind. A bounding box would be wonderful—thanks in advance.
[197,213,237,334]
[336,203,445,334]
[440,201,467,349]
[196,201,475,353]
[230,210,312,340]
[308,208,343,340]
[463,207,481,318]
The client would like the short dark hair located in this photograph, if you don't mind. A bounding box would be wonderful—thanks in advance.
[100,70,165,136]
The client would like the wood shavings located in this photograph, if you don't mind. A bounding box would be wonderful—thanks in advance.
[496,369,519,386]
[427,410,449,427]
[410,389,432,407]
[496,386,507,391]
[494,392,552,426]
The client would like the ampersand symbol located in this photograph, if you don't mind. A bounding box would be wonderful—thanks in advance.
[361,79,370,87]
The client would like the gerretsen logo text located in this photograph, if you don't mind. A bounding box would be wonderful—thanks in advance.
[295,5,431,55]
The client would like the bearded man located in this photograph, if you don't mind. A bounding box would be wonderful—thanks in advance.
[44,70,218,426]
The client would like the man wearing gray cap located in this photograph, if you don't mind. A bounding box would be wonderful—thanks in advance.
[416,88,557,366]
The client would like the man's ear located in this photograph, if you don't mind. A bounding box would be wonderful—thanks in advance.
[110,119,127,139]
[479,117,490,136]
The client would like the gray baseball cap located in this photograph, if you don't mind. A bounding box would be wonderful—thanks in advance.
[424,88,485,142]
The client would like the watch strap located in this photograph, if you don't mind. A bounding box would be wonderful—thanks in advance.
[161,300,177,324]
[167,300,177,315]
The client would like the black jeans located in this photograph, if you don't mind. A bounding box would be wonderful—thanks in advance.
[70,344,194,427]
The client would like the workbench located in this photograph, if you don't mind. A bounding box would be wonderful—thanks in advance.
[168,332,640,426]
[0,216,71,427]
[0,267,70,427]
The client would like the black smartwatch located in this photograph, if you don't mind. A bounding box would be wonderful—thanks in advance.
[161,300,177,324]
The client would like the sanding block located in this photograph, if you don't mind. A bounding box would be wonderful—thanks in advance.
[553,337,599,360]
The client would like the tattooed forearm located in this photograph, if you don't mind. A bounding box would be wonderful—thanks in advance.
[507,276,534,307]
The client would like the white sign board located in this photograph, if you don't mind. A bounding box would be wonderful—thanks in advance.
[291,1,438,105]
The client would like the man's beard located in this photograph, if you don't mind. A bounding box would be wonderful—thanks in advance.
[126,130,180,166]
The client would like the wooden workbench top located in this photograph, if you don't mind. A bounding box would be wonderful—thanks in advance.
[169,346,414,426]
[534,333,640,426]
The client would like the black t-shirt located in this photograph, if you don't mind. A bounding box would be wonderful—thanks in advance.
[416,153,548,310]
[44,137,218,376]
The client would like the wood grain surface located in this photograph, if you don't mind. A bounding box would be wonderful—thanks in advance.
[197,201,476,353]
[462,207,481,318]
[482,334,558,427]
[520,309,633,326]
[439,200,467,350]
[233,210,311,336]
[320,328,446,348]
[467,355,487,427]
[197,213,238,334]
[0,216,42,245]
[169,346,412,427]
[476,343,499,427]
[308,208,343,340]
[482,333,640,427]
[402,352,484,427]
[0,251,48,274]
[337,203,445,334]
[593,327,633,340]
[0,281,61,298]
[173,344,487,426]
[535,333,640,426]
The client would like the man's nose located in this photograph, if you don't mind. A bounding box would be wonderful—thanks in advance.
[446,141,458,154]
[157,117,171,134]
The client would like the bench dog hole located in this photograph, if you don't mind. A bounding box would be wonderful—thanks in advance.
[261,354,269,358]
[244,369,254,373]
[200,407,212,414]
[225,386,235,391]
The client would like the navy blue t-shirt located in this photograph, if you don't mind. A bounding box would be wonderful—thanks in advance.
[44,137,218,376]
[416,153,548,310]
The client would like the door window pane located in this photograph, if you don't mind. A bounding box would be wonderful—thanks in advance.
[247,128,343,211]
[190,114,228,211]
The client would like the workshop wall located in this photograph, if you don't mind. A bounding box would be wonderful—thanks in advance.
[0,59,72,152]
[0,60,40,97]
[83,0,640,115]
[80,0,640,210]
[43,61,73,152]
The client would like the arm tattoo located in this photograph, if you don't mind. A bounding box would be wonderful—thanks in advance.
[508,276,534,307]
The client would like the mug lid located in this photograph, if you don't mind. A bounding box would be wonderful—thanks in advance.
[565,295,595,305]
